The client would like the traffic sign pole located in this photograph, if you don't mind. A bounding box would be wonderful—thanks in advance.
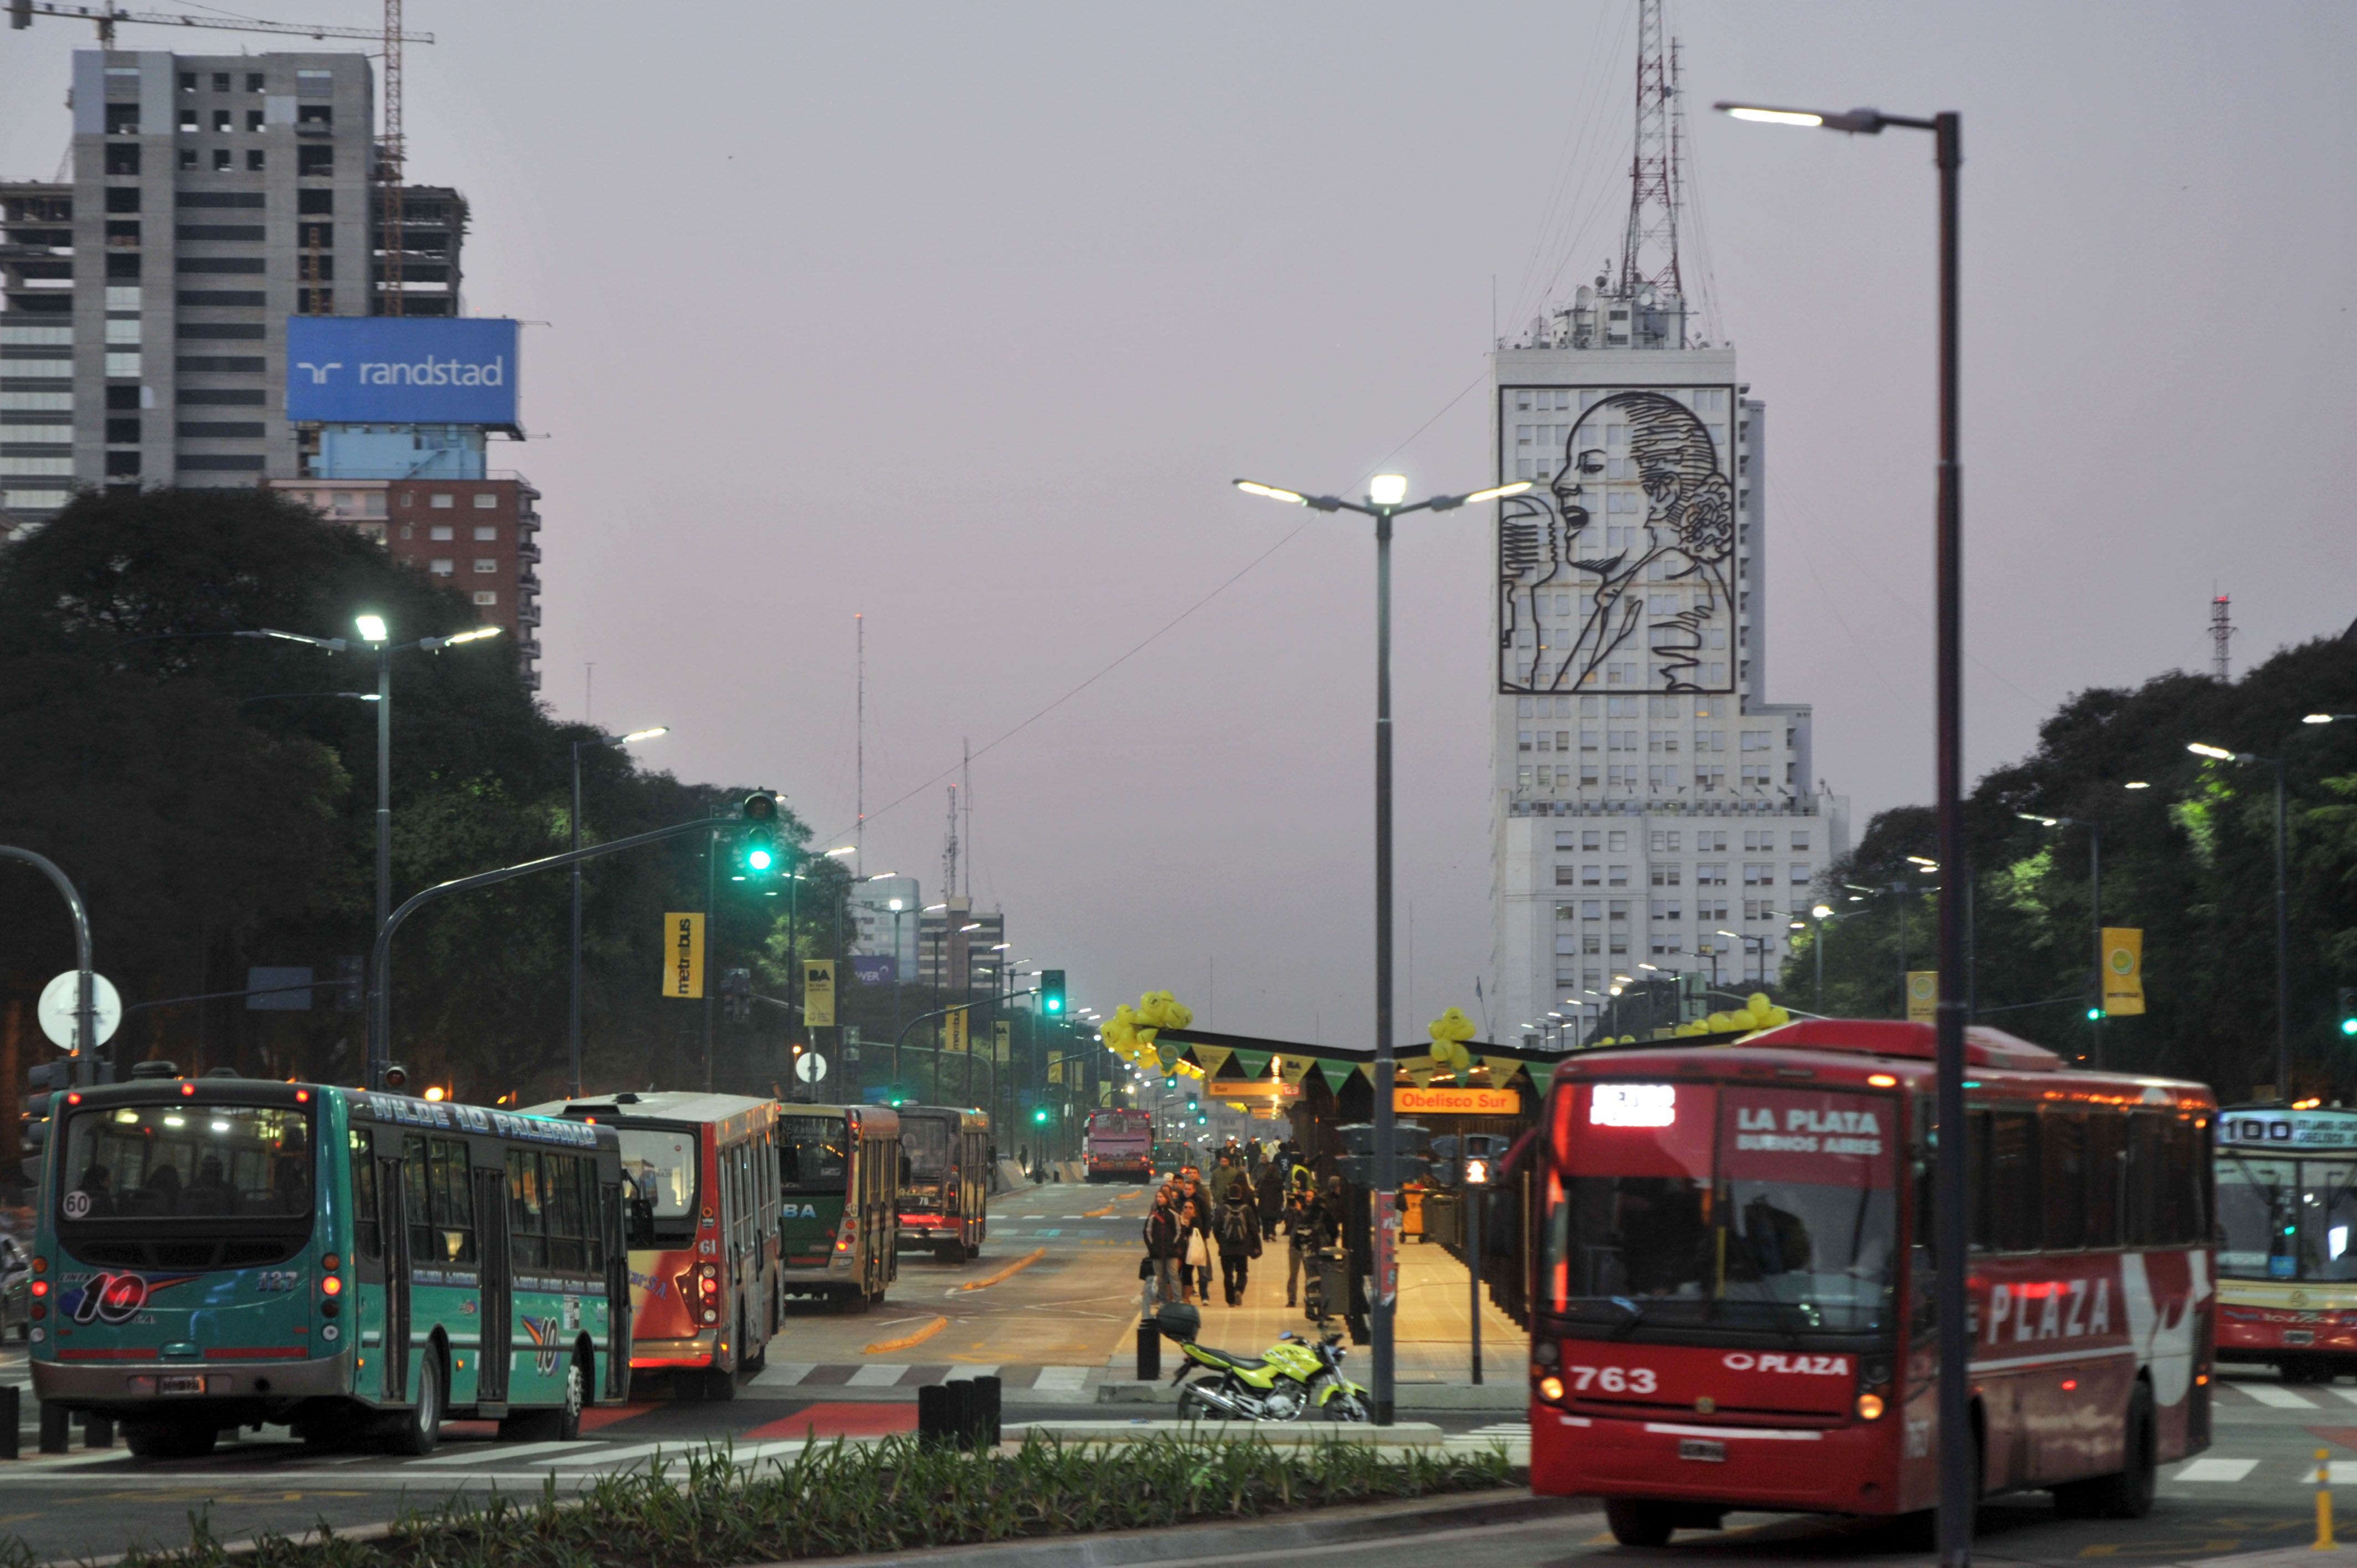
[3,847,100,1082]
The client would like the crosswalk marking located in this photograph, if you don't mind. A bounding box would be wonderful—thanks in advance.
[846,1364,908,1387]
[944,1365,1000,1381]
[2176,1458,2260,1482]
[411,1440,600,1467]
[2239,1384,2320,1409]
[2329,1388,2357,1408]
[1033,1366,1089,1392]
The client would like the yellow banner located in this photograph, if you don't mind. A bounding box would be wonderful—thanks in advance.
[802,960,836,1027]
[944,1005,969,1053]
[994,1020,1011,1064]
[665,912,704,999]
[1208,1080,1300,1102]
[1394,1086,1520,1116]
[1047,1051,1063,1085]
[1906,970,1938,1023]
[2102,927,2145,1016]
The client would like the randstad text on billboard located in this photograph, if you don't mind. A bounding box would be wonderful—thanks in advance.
[285,317,519,427]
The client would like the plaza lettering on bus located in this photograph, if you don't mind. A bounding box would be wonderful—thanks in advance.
[1732,1104,1883,1157]
[1982,1277,2114,1344]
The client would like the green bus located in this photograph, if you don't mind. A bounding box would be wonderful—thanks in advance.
[776,1105,898,1311]
[29,1070,630,1459]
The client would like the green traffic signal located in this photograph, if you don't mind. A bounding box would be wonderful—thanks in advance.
[2340,989,2357,1037]
[1031,1106,1049,1125]
[1040,968,1066,1015]
[2086,1007,2103,1022]
[738,792,783,879]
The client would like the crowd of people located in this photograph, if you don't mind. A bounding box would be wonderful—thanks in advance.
[1139,1140,1350,1309]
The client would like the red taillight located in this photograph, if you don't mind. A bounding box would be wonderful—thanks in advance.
[321,1275,343,1296]
[322,1254,339,1271]
[181,1084,195,1097]
[30,1280,48,1298]
[296,1089,310,1103]
[64,1092,80,1106]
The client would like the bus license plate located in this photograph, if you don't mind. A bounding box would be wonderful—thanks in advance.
[2285,1330,2317,1346]
[1679,1438,1726,1463]
[157,1375,205,1396]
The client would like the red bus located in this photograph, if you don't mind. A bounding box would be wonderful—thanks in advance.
[1084,1109,1152,1183]
[1529,1020,2214,1545]
[527,1091,782,1400]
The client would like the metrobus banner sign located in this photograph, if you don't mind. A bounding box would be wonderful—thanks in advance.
[1209,1081,1300,1102]
[665,912,704,999]
[1394,1086,1519,1115]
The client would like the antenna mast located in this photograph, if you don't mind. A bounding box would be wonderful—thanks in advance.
[2211,594,2234,682]
[943,785,959,905]
[1617,0,1684,303]
[961,737,972,900]
[854,612,864,878]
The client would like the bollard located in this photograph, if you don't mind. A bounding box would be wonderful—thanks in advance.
[0,1386,17,1461]
[38,1402,69,1454]
[971,1375,1002,1447]
[2318,1448,2337,1551]
[1136,1312,1161,1381]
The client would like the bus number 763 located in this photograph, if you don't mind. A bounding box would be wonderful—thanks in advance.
[1566,1365,1658,1394]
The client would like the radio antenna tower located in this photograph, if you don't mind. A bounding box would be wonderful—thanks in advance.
[1618,0,1684,303]
[942,784,959,904]
[853,612,864,877]
[2210,594,2234,682]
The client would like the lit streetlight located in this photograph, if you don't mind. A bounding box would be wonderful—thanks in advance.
[2189,741,2289,1094]
[2017,811,2106,1064]
[1232,467,1532,1426]
[569,724,668,1095]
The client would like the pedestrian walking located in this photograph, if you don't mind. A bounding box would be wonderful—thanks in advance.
[1179,1199,1214,1303]
[1254,1158,1284,1243]
[1285,1190,1318,1307]
[1144,1186,1182,1304]
[1216,1176,1261,1305]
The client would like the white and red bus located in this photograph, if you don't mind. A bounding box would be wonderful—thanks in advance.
[2214,1103,2357,1381]
[1084,1109,1152,1183]
[1529,1019,2214,1545]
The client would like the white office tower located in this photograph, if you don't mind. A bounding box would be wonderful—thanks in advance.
[1488,2,1847,1048]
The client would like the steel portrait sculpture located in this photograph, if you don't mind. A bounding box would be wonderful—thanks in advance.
[1499,389,1736,696]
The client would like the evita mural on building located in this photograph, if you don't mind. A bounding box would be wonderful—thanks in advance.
[1498,386,1738,697]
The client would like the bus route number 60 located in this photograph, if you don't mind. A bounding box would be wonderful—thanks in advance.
[1567,1364,1658,1394]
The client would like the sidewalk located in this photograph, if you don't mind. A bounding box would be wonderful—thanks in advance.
[1100,1221,1527,1408]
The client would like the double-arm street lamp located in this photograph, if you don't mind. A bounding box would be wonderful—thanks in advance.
[1233,470,1530,1426]
[1717,94,1970,1568]
[569,725,669,1095]
[2018,813,2105,1065]
[2189,742,2290,1095]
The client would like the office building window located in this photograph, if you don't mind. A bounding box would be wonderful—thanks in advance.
[428,558,454,576]
[472,492,498,508]
[473,525,497,540]
[430,493,454,508]
[246,150,265,172]
[429,524,454,540]
[472,590,498,607]
[472,558,497,574]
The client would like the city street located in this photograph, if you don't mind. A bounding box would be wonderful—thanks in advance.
[0,1173,2347,1566]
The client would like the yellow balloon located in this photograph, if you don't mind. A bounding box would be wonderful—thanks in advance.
[1747,992,1772,1015]
[1764,1006,1792,1027]
[1707,1011,1732,1031]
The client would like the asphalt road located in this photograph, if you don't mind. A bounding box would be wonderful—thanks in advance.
[1,1185,2346,1567]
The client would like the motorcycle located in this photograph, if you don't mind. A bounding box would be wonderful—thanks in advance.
[1152,1303,1370,1422]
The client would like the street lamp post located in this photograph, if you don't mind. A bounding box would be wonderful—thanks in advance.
[1717,95,1969,1568]
[2189,744,2291,1095]
[1234,470,1530,1426]
[2019,814,2103,1066]
[351,614,503,1088]
[569,726,668,1096]
[1809,904,1835,1014]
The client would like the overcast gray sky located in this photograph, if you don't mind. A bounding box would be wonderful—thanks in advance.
[7,2,2353,1048]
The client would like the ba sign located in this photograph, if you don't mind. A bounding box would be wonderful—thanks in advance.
[286,317,521,427]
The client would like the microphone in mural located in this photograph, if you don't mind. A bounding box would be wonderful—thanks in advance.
[1499,389,1736,696]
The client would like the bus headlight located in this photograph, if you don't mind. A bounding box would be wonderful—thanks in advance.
[1856,1392,1885,1421]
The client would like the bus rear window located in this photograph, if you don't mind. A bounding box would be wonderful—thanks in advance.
[901,1116,950,1179]
[63,1102,313,1222]
[779,1116,848,1192]
[615,1126,698,1244]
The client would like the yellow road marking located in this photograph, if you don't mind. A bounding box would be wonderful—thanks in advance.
[861,1316,949,1355]
[958,1247,1049,1292]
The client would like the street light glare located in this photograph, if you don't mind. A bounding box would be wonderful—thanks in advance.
[1812,904,1834,919]
[1367,474,1409,506]
[1232,479,1308,506]
[354,614,388,643]
[824,845,857,858]
[2304,714,2338,725]
[620,726,669,745]
[1724,105,1825,127]
[446,626,501,645]
[2123,781,2150,790]
[1459,481,1535,506]
[2188,742,2236,761]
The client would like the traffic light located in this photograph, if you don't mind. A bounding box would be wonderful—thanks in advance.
[1031,1105,1049,1125]
[721,968,752,1022]
[737,791,782,880]
[2086,1007,2104,1023]
[19,1059,70,1183]
[2340,987,2357,1039]
[1040,969,1066,1015]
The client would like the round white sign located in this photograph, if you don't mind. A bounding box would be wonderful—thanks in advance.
[37,970,122,1050]
[795,1051,828,1084]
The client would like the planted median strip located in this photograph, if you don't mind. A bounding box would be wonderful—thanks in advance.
[958,1246,1047,1291]
[85,1434,1519,1568]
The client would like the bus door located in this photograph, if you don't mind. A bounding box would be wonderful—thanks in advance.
[472,1162,512,1405]
[600,1175,631,1399]
[350,1128,389,1395]
[377,1141,413,1401]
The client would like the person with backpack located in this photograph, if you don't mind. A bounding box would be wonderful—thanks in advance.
[1284,1189,1319,1307]
[1216,1175,1262,1305]
[1254,1158,1285,1243]
[1143,1184,1183,1304]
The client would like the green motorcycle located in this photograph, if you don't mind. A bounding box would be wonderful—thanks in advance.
[1153,1304,1370,1422]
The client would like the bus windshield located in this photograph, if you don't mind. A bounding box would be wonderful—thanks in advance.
[779,1116,849,1193]
[1089,1113,1149,1141]
[2218,1154,2357,1282]
[1542,1081,1897,1336]
[62,1102,313,1224]
[614,1125,698,1232]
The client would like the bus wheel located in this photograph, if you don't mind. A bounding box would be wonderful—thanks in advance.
[386,1350,444,1456]
[1603,1498,1676,1548]
[123,1420,217,1461]
[2058,1383,2155,1519]
[501,1354,586,1442]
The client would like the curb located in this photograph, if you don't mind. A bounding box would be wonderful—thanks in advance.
[748,1488,1588,1568]
[1097,1378,1529,1413]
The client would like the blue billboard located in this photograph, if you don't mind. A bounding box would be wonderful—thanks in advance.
[285,317,520,428]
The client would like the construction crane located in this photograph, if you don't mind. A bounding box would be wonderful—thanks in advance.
[8,2,429,47]
[10,2,433,318]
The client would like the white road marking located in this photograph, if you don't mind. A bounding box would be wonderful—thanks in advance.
[2240,1384,2320,1409]
[411,1440,601,1467]
[1033,1365,1090,1391]
[749,1361,817,1387]
[2174,1457,2259,1482]
[944,1365,1000,1381]
[2330,1388,2357,1407]
[847,1363,908,1387]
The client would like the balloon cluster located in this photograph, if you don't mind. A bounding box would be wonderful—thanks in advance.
[1427,1007,1479,1071]
[1102,991,1193,1069]
[1672,991,1792,1038]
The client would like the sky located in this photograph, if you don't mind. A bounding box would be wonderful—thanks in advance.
[4,2,2353,1049]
